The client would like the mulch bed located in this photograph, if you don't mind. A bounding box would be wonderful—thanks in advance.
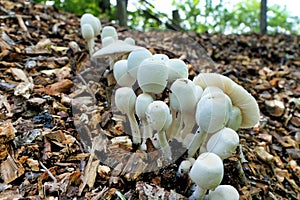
[0,1,299,199]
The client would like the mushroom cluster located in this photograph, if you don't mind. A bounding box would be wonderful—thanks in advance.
[79,13,260,200]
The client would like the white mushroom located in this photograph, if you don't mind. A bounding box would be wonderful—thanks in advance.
[206,127,240,160]
[193,73,260,129]
[189,152,224,200]
[188,87,232,157]
[124,37,135,45]
[127,48,153,78]
[101,26,118,41]
[135,93,154,150]
[168,78,202,141]
[137,58,168,94]
[80,13,101,36]
[146,101,172,160]
[81,24,95,55]
[166,59,189,82]
[114,87,140,144]
[208,185,239,200]
[177,157,195,177]
[113,60,135,87]
[226,106,242,131]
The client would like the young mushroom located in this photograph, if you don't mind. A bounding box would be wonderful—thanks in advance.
[166,59,189,82]
[113,60,135,87]
[80,13,101,55]
[193,73,260,129]
[189,152,224,200]
[137,57,168,94]
[208,185,239,200]
[146,101,172,160]
[135,93,154,150]
[168,78,202,141]
[101,26,118,41]
[114,87,141,144]
[127,48,153,79]
[81,24,95,55]
[206,127,239,160]
[188,87,232,157]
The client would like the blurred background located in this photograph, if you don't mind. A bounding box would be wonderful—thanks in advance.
[33,0,300,34]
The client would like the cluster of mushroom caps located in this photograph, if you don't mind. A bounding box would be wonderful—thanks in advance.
[80,13,260,200]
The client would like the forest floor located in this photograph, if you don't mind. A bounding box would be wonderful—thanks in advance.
[0,1,299,199]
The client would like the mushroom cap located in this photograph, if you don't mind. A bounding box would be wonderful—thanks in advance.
[226,106,242,131]
[113,60,136,87]
[80,13,101,36]
[170,78,201,114]
[92,40,144,58]
[124,37,135,45]
[114,87,136,114]
[127,48,153,78]
[153,54,169,63]
[208,185,239,200]
[206,127,240,160]
[135,93,154,120]
[81,24,94,40]
[166,59,188,82]
[196,88,232,133]
[137,58,168,94]
[101,26,118,41]
[102,36,115,47]
[193,73,259,128]
[189,152,224,190]
[146,101,171,131]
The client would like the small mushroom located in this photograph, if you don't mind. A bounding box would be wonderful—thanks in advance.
[80,13,101,55]
[146,101,172,160]
[135,93,154,150]
[206,127,240,160]
[81,24,95,55]
[101,26,118,41]
[127,48,153,78]
[137,58,168,94]
[188,87,232,157]
[189,152,224,200]
[168,78,202,141]
[113,60,136,87]
[124,37,135,45]
[166,59,189,82]
[208,185,239,200]
[193,73,260,129]
[114,87,140,144]
[80,13,101,36]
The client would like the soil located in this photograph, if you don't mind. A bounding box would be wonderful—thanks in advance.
[0,1,299,199]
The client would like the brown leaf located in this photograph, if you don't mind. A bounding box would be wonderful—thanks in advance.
[45,79,74,96]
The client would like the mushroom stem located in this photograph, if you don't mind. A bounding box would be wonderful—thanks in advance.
[180,113,195,139]
[189,185,206,200]
[167,108,182,141]
[127,111,141,144]
[140,119,152,149]
[87,39,95,56]
[158,130,172,160]
[188,127,208,157]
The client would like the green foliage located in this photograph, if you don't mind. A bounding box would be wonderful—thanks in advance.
[33,0,299,34]
[172,0,299,34]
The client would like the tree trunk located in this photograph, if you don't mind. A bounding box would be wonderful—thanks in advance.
[99,0,111,14]
[116,0,128,26]
[260,0,267,34]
